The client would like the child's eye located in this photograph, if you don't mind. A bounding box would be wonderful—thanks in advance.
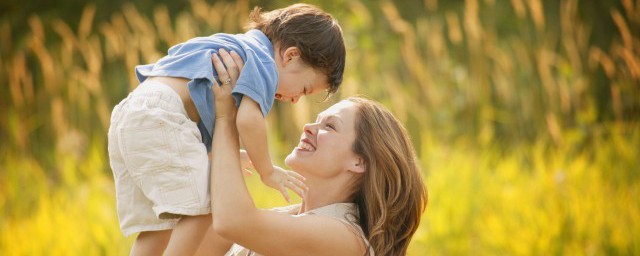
[325,123,335,130]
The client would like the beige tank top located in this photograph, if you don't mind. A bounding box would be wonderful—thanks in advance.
[224,203,374,256]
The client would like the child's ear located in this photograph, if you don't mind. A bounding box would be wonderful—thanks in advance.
[282,47,301,66]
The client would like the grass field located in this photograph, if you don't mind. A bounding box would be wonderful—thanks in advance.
[1,0,638,254]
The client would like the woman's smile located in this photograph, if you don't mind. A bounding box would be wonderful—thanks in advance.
[296,138,316,152]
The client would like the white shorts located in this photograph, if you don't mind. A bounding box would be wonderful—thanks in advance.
[108,80,210,237]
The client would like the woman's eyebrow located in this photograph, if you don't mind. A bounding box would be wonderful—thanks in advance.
[326,115,343,124]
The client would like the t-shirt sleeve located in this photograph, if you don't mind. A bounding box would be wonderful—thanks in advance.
[137,36,241,85]
[232,49,278,117]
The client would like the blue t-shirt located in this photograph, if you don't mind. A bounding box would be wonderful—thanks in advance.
[135,30,278,151]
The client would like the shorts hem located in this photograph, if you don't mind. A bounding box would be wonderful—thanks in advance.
[122,221,177,237]
[155,205,212,219]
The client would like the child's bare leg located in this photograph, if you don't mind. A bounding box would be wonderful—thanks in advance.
[131,230,172,256]
[194,222,233,256]
[164,214,212,256]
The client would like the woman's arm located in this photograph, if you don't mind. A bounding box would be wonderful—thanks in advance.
[210,51,366,256]
[193,227,233,256]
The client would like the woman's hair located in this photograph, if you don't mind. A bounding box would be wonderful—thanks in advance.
[347,97,428,255]
[247,4,345,94]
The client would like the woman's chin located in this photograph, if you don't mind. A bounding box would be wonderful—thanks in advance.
[284,152,297,168]
[288,147,314,158]
[285,150,311,170]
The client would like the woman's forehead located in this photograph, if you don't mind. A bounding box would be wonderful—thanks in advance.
[317,100,356,119]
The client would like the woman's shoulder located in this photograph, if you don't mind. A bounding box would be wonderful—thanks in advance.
[304,203,375,255]
[302,203,358,222]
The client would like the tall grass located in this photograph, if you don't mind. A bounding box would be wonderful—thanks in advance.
[1,0,638,254]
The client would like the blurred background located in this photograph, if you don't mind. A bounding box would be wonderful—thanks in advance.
[1,0,638,254]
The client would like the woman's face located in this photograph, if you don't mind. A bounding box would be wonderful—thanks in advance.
[285,100,360,179]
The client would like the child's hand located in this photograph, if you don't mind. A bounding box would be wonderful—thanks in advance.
[261,166,308,202]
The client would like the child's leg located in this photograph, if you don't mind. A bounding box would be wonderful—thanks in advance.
[194,221,233,256]
[109,89,180,255]
[164,214,212,256]
[131,230,172,256]
[113,81,212,254]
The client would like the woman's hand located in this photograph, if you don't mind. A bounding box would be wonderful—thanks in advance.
[239,149,254,174]
[211,49,244,120]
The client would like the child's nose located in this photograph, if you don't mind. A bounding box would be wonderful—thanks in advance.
[291,96,300,104]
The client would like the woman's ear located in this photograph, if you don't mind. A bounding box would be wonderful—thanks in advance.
[350,158,366,174]
[282,47,301,66]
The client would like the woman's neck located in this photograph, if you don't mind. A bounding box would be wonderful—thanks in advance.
[300,178,353,213]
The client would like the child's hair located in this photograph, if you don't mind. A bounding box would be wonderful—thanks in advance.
[247,3,346,95]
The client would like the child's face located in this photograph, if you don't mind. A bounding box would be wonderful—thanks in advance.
[274,47,329,104]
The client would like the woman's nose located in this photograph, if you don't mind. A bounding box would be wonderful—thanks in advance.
[303,123,315,135]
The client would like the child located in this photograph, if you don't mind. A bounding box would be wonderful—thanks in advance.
[107,3,345,255]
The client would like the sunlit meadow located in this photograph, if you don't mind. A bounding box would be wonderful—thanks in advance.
[1,0,638,255]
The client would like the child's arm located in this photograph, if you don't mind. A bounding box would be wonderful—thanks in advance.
[236,97,271,175]
[236,97,305,202]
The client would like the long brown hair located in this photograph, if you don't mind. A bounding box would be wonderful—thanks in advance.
[347,97,428,255]
[247,4,345,94]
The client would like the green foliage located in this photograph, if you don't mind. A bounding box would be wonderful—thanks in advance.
[1,0,639,254]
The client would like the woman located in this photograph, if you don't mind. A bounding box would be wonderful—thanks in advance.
[205,50,427,255]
